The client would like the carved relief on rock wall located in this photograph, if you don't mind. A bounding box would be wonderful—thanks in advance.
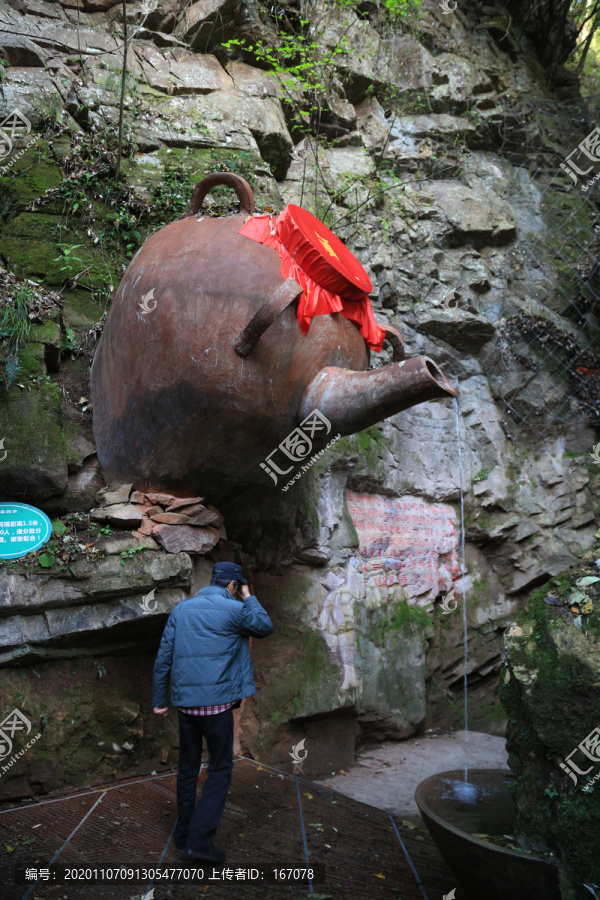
[313,492,462,697]
[347,491,460,602]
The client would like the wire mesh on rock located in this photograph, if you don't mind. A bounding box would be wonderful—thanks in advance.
[486,93,600,435]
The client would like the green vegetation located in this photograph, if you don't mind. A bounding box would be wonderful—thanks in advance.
[54,244,85,279]
[150,164,191,220]
[499,557,600,896]
[468,576,489,608]
[0,286,33,387]
[120,546,145,565]
[369,599,432,647]
[327,426,388,478]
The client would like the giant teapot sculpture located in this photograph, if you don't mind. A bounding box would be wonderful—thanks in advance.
[90,174,455,503]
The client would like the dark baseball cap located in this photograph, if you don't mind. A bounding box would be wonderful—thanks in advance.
[212,561,247,584]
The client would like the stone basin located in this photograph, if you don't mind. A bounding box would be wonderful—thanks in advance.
[414,769,561,900]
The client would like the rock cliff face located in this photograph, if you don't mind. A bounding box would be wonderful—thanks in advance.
[0,0,599,797]
[499,543,600,900]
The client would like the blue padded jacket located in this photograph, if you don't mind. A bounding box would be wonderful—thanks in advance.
[152,585,273,707]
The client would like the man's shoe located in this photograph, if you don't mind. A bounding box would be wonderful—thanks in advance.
[183,845,226,863]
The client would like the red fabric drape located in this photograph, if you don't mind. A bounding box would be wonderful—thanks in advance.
[238,208,385,352]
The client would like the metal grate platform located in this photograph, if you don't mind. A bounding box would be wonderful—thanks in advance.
[0,757,459,899]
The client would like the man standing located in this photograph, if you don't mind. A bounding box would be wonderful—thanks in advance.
[152,561,273,863]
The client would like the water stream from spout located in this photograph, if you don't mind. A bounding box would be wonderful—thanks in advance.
[453,396,470,786]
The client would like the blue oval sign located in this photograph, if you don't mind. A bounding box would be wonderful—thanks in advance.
[0,503,52,559]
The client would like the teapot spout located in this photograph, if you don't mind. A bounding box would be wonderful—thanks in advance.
[298,356,456,436]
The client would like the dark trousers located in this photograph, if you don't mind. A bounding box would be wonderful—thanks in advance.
[175,708,234,851]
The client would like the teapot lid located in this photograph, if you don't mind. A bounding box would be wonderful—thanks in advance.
[275,204,372,302]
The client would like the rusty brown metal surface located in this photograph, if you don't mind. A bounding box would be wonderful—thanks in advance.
[381,322,405,361]
[233,278,304,358]
[90,176,456,505]
[298,356,457,436]
[0,759,459,900]
[90,213,370,504]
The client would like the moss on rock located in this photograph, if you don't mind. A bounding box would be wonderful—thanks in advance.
[0,142,62,212]
[122,145,283,213]
[0,372,67,501]
[499,560,600,900]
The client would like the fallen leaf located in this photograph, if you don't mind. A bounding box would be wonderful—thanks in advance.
[6,845,14,853]
[374,871,386,879]
[401,820,417,830]
[576,576,600,586]
[304,792,313,799]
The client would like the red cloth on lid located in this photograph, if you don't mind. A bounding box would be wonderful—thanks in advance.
[277,204,372,300]
[238,207,385,352]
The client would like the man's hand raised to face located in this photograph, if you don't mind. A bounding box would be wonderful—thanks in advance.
[239,583,251,600]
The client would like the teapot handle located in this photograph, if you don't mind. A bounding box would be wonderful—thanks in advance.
[183,173,255,217]
[380,323,405,361]
[233,278,303,357]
